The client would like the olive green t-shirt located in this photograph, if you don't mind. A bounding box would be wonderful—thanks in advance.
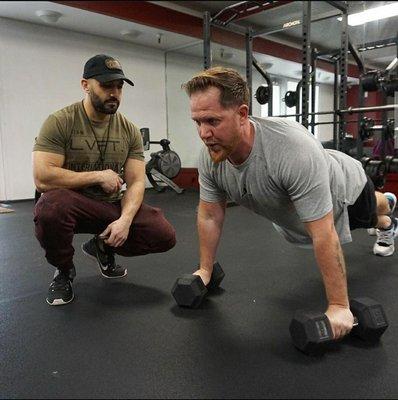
[33,101,144,202]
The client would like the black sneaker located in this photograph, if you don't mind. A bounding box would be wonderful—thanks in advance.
[81,235,127,279]
[46,267,75,306]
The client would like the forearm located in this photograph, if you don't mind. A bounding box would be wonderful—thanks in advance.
[313,232,349,308]
[197,204,225,273]
[35,166,101,192]
[120,180,145,224]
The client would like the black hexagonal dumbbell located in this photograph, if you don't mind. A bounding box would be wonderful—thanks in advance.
[289,297,389,355]
[171,262,225,308]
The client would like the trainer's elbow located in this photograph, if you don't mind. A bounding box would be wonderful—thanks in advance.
[33,173,51,193]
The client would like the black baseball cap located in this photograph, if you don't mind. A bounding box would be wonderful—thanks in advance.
[83,54,134,86]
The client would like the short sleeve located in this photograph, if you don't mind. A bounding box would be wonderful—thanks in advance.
[33,115,67,155]
[128,124,145,161]
[198,147,227,203]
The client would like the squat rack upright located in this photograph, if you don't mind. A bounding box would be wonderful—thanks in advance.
[202,1,349,149]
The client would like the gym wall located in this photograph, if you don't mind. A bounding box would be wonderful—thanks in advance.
[316,84,334,142]
[0,17,167,201]
[0,16,335,201]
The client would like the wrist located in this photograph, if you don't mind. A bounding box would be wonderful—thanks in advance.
[92,170,103,185]
[328,302,350,310]
[199,265,213,274]
[119,214,133,226]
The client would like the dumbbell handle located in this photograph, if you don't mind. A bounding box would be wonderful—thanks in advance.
[327,316,359,328]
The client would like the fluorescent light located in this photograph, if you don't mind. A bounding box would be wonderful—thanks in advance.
[337,3,398,26]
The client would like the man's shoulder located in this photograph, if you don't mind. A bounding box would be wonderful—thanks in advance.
[51,101,81,122]
[251,116,306,136]
[114,112,139,133]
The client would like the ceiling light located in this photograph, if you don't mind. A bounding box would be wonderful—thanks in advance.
[120,29,141,40]
[337,3,398,26]
[35,10,62,24]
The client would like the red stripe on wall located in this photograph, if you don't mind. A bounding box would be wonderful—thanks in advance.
[173,168,199,190]
[53,1,359,77]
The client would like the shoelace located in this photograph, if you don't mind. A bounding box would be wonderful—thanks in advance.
[51,275,70,290]
[377,229,394,244]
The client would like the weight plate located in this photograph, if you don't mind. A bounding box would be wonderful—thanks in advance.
[156,150,181,179]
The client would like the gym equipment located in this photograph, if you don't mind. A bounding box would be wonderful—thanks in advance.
[289,297,389,355]
[360,71,381,92]
[360,58,398,96]
[140,128,184,194]
[382,78,398,96]
[255,85,270,105]
[360,157,386,190]
[359,117,375,140]
[171,262,225,308]
[284,90,299,108]
[386,156,398,174]
[252,58,273,115]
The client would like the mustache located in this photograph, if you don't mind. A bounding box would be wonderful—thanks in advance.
[205,142,219,146]
[105,98,119,104]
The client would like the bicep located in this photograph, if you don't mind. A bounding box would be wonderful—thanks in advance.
[124,158,145,186]
[32,151,65,173]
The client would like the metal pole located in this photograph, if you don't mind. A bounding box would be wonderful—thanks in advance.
[246,27,253,115]
[295,80,303,123]
[272,104,398,118]
[333,59,339,149]
[338,10,348,151]
[311,48,317,135]
[338,105,398,114]
[301,1,311,128]
[203,11,211,70]
[356,82,365,158]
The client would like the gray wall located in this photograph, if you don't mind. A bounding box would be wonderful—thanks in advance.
[0,17,334,201]
[0,17,167,200]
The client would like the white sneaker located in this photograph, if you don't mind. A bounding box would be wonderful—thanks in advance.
[367,228,377,236]
[373,217,398,256]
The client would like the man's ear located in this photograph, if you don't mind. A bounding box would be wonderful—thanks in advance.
[81,79,90,93]
[238,104,249,121]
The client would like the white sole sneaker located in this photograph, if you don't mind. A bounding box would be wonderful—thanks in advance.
[373,217,398,256]
[46,293,75,306]
[367,228,377,236]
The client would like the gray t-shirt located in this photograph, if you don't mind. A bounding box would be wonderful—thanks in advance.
[198,116,367,246]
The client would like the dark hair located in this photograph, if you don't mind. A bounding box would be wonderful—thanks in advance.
[182,66,249,108]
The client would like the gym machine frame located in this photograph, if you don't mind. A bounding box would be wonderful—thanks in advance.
[317,35,398,158]
[202,1,349,127]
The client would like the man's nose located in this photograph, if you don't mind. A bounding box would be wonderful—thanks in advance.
[199,125,212,140]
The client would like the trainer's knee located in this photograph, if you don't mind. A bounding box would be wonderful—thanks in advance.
[34,189,74,225]
[150,207,176,252]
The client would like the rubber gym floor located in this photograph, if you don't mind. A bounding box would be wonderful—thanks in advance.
[1,188,398,399]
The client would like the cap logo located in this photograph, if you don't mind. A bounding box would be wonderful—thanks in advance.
[105,58,122,70]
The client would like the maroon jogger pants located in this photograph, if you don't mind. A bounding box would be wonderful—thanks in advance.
[33,189,176,272]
